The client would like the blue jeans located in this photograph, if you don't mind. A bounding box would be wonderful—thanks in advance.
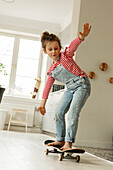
[52,64,91,143]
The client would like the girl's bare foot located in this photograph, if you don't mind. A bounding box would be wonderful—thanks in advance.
[61,142,72,150]
[47,141,65,147]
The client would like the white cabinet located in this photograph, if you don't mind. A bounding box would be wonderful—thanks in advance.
[0,95,40,127]
[42,90,65,133]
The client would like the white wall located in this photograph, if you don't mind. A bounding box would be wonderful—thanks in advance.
[74,0,113,149]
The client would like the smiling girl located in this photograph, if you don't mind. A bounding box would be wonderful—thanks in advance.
[37,23,91,150]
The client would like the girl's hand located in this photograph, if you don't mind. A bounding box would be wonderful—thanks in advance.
[37,98,47,115]
[37,106,46,115]
[79,23,91,40]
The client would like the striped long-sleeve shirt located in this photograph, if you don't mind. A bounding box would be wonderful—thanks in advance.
[42,36,87,99]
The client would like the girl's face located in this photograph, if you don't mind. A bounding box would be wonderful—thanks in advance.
[44,41,61,63]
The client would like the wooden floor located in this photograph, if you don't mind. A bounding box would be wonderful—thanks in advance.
[0,131,113,170]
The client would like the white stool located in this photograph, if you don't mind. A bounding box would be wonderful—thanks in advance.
[7,109,28,132]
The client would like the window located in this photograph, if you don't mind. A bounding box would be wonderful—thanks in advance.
[0,32,41,97]
[15,38,41,96]
[38,53,48,100]
[0,34,14,87]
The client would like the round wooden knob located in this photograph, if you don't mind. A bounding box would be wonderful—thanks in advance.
[100,63,108,71]
[109,77,113,83]
[88,72,96,79]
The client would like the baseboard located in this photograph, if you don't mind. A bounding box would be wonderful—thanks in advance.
[74,139,112,150]
[4,124,42,133]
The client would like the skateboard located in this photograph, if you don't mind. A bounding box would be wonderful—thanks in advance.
[44,140,85,162]
[31,77,41,98]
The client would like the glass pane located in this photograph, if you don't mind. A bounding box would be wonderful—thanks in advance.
[15,38,41,96]
[16,58,39,77]
[38,53,48,100]
[15,76,36,96]
[18,39,41,59]
[0,35,14,87]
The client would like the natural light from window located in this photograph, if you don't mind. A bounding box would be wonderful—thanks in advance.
[0,33,41,97]
[0,35,14,87]
[15,38,41,96]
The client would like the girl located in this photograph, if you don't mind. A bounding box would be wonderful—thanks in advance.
[37,23,91,150]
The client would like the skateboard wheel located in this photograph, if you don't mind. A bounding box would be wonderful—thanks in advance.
[76,155,80,162]
[45,149,49,155]
[58,153,64,161]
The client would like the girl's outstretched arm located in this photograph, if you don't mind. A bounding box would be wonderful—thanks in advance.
[65,23,91,56]
[37,76,55,115]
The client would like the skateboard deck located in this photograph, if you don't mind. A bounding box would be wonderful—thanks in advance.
[44,140,85,162]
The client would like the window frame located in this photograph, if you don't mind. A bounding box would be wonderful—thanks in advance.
[0,30,43,98]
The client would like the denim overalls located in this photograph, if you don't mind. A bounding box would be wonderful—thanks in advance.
[51,61,91,143]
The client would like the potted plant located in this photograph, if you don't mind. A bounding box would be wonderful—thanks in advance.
[0,61,7,103]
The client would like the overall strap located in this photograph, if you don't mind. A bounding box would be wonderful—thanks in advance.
[59,53,61,62]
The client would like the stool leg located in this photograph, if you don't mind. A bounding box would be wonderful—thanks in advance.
[25,111,28,132]
[7,121,11,131]
[25,123,27,133]
[7,110,13,131]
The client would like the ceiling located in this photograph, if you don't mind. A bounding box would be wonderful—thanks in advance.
[0,0,74,31]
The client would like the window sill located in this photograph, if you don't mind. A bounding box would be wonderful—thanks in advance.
[2,93,41,105]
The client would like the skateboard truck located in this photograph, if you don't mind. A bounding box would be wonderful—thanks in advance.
[45,148,81,162]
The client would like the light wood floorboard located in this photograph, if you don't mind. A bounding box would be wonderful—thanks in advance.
[0,130,113,170]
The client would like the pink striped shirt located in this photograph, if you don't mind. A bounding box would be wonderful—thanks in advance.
[42,37,87,99]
